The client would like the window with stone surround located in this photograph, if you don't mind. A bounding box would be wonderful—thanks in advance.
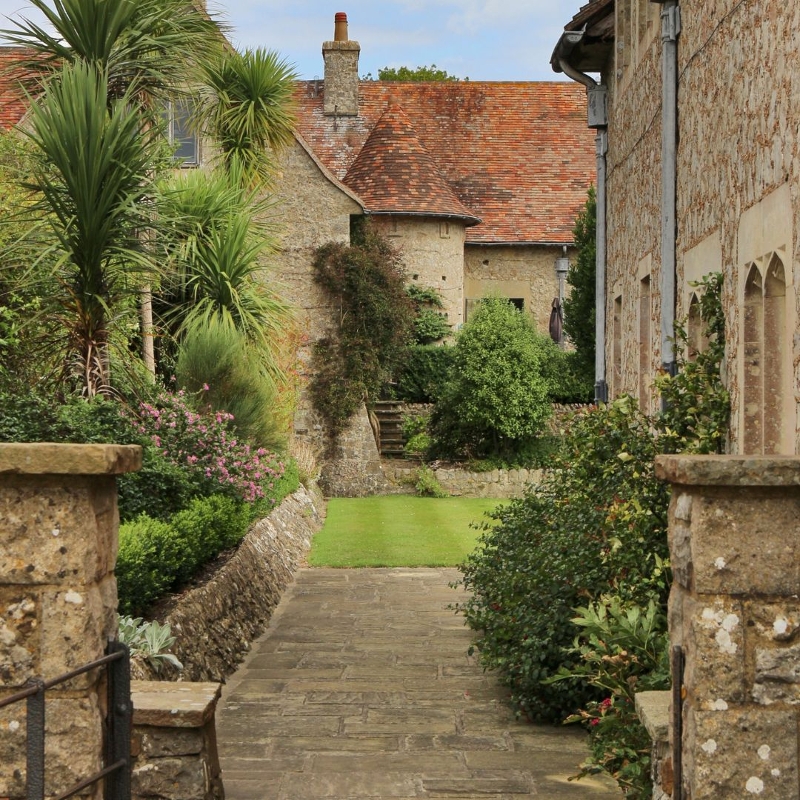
[638,275,651,409]
[616,0,659,86]
[164,99,199,167]
[743,255,788,455]
[613,293,623,397]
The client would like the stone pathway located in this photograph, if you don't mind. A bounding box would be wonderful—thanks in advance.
[217,568,621,799]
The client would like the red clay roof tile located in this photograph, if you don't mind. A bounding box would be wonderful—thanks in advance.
[0,47,30,130]
[343,101,480,224]
[293,80,596,245]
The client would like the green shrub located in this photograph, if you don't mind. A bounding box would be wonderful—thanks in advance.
[116,494,252,615]
[536,342,595,404]
[456,398,670,722]
[547,593,671,798]
[655,272,729,454]
[117,515,184,616]
[250,456,300,518]
[394,344,454,403]
[414,465,448,498]
[175,319,286,451]
[401,412,432,458]
[430,297,552,460]
[168,494,251,582]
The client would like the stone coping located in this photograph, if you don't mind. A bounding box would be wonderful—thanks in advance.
[655,454,800,486]
[131,681,221,728]
[0,443,142,475]
[635,690,670,743]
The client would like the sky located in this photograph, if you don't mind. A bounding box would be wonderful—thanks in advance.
[0,0,577,82]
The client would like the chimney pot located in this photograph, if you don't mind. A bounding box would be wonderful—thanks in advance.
[334,12,348,41]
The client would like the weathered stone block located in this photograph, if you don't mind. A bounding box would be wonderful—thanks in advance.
[39,577,118,685]
[683,595,747,705]
[132,757,206,800]
[0,702,27,797]
[0,587,39,686]
[753,644,800,705]
[0,476,119,586]
[688,489,800,595]
[139,726,204,757]
[686,707,798,799]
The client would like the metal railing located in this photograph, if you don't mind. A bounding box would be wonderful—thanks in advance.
[0,639,131,800]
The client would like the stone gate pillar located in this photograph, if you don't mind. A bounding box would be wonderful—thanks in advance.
[0,443,141,799]
[655,455,800,799]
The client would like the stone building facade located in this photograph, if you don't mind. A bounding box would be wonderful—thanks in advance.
[276,12,596,335]
[554,0,800,451]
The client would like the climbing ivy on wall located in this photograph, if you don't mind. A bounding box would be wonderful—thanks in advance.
[309,224,415,442]
[655,272,730,453]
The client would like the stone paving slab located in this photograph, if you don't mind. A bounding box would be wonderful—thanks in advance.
[217,568,621,799]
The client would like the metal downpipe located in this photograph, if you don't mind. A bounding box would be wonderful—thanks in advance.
[660,1,681,380]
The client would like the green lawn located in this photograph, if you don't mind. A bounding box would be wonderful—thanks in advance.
[308,496,504,567]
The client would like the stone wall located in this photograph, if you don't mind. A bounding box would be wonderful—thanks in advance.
[319,405,387,497]
[604,1,800,441]
[383,462,539,499]
[143,485,325,683]
[656,454,800,799]
[372,215,467,329]
[465,244,572,336]
[0,443,141,800]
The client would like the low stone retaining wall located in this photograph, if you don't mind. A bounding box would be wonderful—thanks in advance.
[131,681,223,800]
[141,484,325,683]
[383,463,541,499]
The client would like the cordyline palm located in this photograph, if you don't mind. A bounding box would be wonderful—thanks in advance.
[200,47,297,186]
[22,61,158,396]
[156,168,291,378]
[2,0,224,108]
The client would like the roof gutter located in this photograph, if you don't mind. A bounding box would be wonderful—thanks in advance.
[551,27,609,403]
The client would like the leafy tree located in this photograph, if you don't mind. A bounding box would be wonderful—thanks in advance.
[367,64,464,82]
[310,224,415,440]
[429,297,552,459]
[563,186,596,389]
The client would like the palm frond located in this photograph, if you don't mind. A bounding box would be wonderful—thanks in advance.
[200,48,297,186]
[2,0,226,104]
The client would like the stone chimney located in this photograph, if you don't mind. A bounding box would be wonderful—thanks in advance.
[323,12,360,116]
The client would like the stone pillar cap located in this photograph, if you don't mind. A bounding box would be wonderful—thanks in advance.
[131,681,222,727]
[0,443,142,475]
[655,454,800,486]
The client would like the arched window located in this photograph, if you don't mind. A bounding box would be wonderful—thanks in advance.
[763,256,786,454]
[743,256,788,454]
[639,276,651,409]
[687,292,702,361]
[613,294,623,397]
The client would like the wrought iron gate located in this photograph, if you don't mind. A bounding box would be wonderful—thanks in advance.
[0,639,131,800]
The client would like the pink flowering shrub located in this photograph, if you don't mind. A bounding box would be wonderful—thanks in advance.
[131,390,285,504]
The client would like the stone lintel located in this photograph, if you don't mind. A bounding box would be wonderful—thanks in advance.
[0,443,141,475]
[635,690,670,743]
[655,455,800,487]
[132,681,221,728]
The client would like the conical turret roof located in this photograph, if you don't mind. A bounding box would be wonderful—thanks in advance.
[343,100,481,225]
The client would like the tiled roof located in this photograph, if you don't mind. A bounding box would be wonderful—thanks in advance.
[0,48,30,130]
[293,80,596,245]
[343,101,480,225]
